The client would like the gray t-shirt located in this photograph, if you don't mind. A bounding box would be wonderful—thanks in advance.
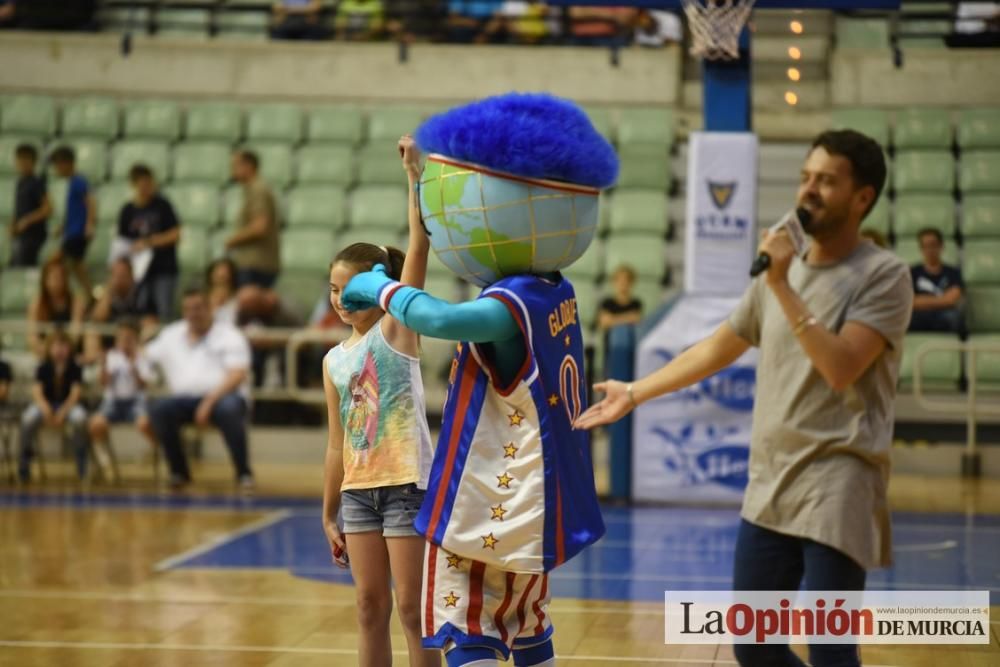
[728,240,913,570]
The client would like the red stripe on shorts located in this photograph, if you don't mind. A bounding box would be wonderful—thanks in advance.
[467,561,486,636]
[494,571,517,644]
[424,544,438,637]
[515,574,539,636]
[532,575,549,635]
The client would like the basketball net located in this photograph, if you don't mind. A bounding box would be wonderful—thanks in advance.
[682,0,756,61]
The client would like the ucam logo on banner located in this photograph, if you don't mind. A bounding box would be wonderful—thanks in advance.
[684,132,758,296]
[633,296,757,503]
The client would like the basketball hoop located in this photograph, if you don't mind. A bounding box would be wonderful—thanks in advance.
[682,0,757,61]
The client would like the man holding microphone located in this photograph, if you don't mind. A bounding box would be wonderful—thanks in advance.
[575,129,912,667]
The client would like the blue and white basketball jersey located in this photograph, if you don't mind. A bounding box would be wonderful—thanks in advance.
[414,274,605,574]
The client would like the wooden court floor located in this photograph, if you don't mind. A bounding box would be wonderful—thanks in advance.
[1,463,998,667]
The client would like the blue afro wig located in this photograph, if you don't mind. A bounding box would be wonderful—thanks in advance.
[415,92,619,189]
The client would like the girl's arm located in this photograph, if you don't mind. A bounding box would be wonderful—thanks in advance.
[57,383,83,417]
[384,135,429,356]
[321,361,348,567]
[31,382,52,418]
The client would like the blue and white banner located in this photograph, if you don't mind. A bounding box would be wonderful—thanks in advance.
[684,132,758,297]
[632,296,756,504]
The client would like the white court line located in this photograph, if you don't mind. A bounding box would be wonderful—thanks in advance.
[0,639,905,666]
[153,509,292,572]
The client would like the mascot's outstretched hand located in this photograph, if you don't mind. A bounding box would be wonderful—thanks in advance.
[341,263,392,312]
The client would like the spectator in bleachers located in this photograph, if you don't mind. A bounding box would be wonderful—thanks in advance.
[335,0,384,40]
[226,150,281,323]
[860,228,888,248]
[271,0,332,40]
[597,264,644,350]
[145,286,254,490]
[206,257,239,326]
[483,0,550,44]
[84,258,157,363]
[446,0,502,42]
[568,6,638,46]
[27,258,87,358]
[633,9,681,47]
[18,328,89,483]
[385,0,446,42]
[0,0,16,28]
[87,318,156,482]
[50,146,97,297]
[8,143,51,268]
[909,227,966,336]
[116,164,181,322]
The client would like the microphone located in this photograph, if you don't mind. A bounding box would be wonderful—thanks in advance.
[749,207,811,277]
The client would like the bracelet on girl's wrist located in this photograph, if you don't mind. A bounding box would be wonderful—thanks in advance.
[626,383,638,408]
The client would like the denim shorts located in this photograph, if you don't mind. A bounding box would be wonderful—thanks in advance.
[341,483,426,537]
[99,397,146,424]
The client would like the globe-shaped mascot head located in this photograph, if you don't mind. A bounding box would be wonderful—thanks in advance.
[415,93,619,288]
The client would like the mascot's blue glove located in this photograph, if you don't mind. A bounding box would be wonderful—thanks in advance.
[341,263,394,312]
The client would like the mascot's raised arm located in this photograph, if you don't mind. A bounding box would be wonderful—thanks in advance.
[341,92,618,667]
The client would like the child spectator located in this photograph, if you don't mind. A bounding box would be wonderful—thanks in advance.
[27,258,87,358]
[87,319,157,483]
[18,329,88,482]
[8,143,51,267]
[50,146,97,296]
[597,264,644,336]
[117,164,181,322]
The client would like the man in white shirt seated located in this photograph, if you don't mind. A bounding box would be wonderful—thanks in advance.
[145,287,254,490]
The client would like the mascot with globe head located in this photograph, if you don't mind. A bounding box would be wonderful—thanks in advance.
[342,92,618,666]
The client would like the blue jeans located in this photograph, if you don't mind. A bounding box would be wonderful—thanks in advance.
[137,273,178,322]
[732,520,866,667]
[19,403,89,481]
[148,393,251,481]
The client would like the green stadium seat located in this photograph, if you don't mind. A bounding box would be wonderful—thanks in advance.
[47,178,68,222]
[185,103,242,143]
[155,8,212,38]
[967,286,1000,333]
[617,108,674,148]
[349,185,406,230]
[177,226,209,277]
[335,227,400,251]
[563,244,603,283]
[899,333,962,387]
[957,108,1000,150]
[297,145,354,186]
[222,183,243,226]
[0,95,56,137]
[61,97,119,141]
[634,278,665,314]
[0,176,14,224]
[893,108,952,150]
[892,194,955,238]
[216,8,270,39]
[246,104,303,144]
[57,138,108,184]
[893,150,954,193]
[861,197,891,237]
[585,107,615,143]
[604,236,665,281]
[281,229,337,274]
[574,280,599,330]
[85,226,115,283]
[165,183,221,229]
[831,108,890,147]
[110,140,170,181]
[307,107,364,146]
[0,135,44,177]
[241,143,293,188]
[958,151,1000,194]
[0,268,40,317]
[616,149,672,191]
[173,141,232,186]
[209,228,228,260]
[835,17,890,49]
[95,181,132,226]
[366,108,424,143]
[286,185,347,229]
[123,100,181,140]
[609,189,669,236]
[963,240,1000,285]
[357,146,405,186]
[893,238,958,268]
[969,334,1000,389]
[962,195,1000,238]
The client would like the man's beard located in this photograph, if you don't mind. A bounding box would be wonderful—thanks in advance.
[800,200,849,240]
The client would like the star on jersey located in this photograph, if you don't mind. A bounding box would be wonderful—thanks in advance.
[564,334,571,347]
[490,503,508,521]
[446,554,463,569]
[496,472,514,488]
[548,394,559,407]
[481,532,499,549]
[443,591,460,607]
[508,410,524,427]
[503,442,518,459]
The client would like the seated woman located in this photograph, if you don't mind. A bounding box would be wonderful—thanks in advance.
[27,258,87,359]
[206,258,239,325]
